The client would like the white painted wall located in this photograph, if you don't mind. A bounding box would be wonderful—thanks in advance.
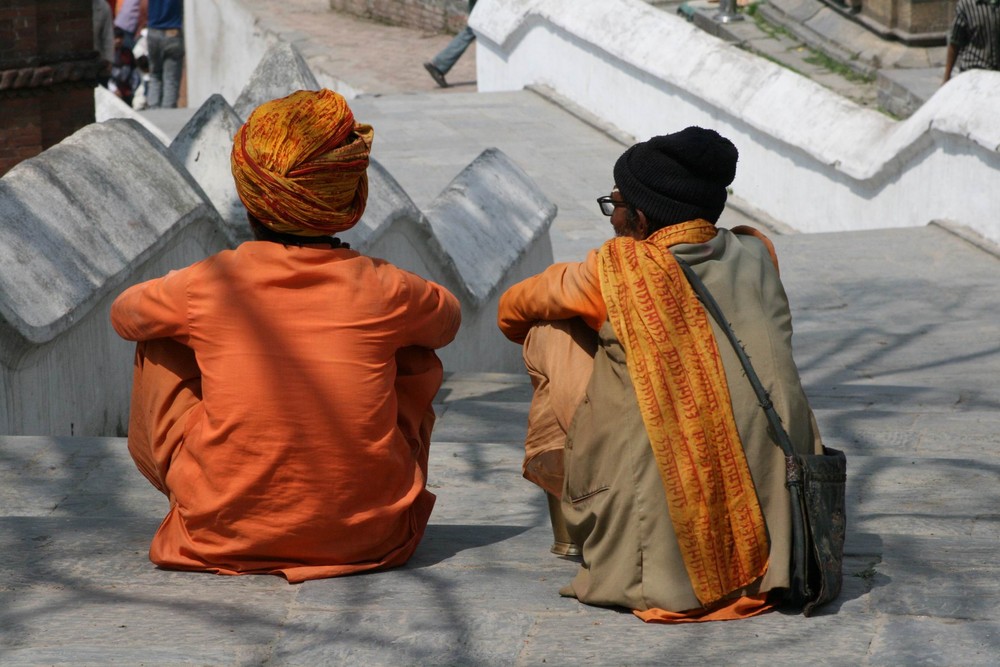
[0,120,230,436]
[185,0,362,109]
[184,0,274,108]
[471,0,1000,246]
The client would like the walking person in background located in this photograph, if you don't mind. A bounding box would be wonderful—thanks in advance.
[145,0,184,108]
[943,0,1000,83]
[93,0,114,87]
[423,0,477,88]
[109,27,142,107]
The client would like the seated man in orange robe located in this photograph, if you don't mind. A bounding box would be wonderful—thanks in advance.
[498,127,823,621]
[111,89,461,582]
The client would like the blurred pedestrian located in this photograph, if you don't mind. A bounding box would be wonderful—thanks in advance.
[114,0,148,51]
[109,27,142,106]
[423,0,477,88]
[146,0,184,108]
[131,30,151,110]
[93,0,114,87]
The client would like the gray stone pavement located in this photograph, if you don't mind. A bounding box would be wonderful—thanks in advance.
[3,225,999,665]
[348,89,762,265]
[4,2,1000,665]
[233,0,479,97]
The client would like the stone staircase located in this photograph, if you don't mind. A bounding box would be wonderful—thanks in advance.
[1,0,998,661]
[2,223,998,665]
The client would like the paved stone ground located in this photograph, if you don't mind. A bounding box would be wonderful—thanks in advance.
[4,2,1000,665]
[243,0,479,96]
[3,224,998,665]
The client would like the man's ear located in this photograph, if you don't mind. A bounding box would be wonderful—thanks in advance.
[635,209,650,239]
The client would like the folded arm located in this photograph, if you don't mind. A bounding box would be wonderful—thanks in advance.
[397,270,462,350]
[498,250,606,345]
[110,268,191,343]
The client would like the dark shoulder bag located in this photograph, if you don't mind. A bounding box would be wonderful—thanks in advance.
[675,257,847,616]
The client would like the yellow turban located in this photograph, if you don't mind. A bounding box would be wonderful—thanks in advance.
[231,89,374,236]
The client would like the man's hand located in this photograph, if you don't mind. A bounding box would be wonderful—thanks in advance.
[942,43,958,85]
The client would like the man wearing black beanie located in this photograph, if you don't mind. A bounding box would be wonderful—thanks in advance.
[498,127,827,622]
[613,127,737,230]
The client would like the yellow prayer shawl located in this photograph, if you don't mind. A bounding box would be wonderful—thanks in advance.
[597,220,770,606]
[231,89,374,236]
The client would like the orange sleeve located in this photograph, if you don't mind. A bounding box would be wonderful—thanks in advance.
[396,270,462,351]
[110,266,193,343]
[731,225,779,275]
[497,249,606,345]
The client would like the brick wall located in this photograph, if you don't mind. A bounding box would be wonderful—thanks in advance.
[860,0,953,41]
[328,0,471,34]
[0,0,101,176]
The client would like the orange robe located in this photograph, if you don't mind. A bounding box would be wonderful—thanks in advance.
[111,241,461,582]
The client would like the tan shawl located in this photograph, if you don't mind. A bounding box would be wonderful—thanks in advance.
[597,220,769,605]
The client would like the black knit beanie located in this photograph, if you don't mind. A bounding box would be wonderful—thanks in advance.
[613,127,738,226]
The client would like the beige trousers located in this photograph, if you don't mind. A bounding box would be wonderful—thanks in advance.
[520,318,598,497]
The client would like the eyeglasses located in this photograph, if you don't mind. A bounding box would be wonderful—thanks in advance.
[597,196,629,216]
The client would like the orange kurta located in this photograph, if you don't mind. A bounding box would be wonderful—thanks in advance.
[111,241,461,582]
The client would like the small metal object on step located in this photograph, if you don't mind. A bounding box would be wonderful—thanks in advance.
[546,492,582,557]
[714,0,744,23]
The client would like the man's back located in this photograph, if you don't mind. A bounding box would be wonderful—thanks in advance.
[112,241,460,580]
[146,0,182,29]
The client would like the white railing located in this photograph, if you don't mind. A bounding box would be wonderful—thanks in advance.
[471,0,1000,247]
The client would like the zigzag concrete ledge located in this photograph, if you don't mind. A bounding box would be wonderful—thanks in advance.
[472,0,1000,247]
[0,37,555,435]
[0,120,230,436]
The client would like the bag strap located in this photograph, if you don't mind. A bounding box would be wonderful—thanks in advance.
[672,256,795,459]
[675,254,817,606]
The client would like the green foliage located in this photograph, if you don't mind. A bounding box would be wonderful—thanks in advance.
[804,51,875,83]
[743,5,874,84]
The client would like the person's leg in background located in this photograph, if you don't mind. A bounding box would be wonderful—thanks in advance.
[145,28,164,108]
[159,28,185,108]
[423,26,475,88]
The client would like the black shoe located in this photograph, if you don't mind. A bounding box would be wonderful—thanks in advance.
[423,62,448,88]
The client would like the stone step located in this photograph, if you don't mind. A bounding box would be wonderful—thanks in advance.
[9,71,1000,665]
[6,435,995,536]
[2,346,999,665]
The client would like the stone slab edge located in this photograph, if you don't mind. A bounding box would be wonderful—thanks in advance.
[424,147,557,306]
[930,220,1000,259]
[0,119,222,362]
